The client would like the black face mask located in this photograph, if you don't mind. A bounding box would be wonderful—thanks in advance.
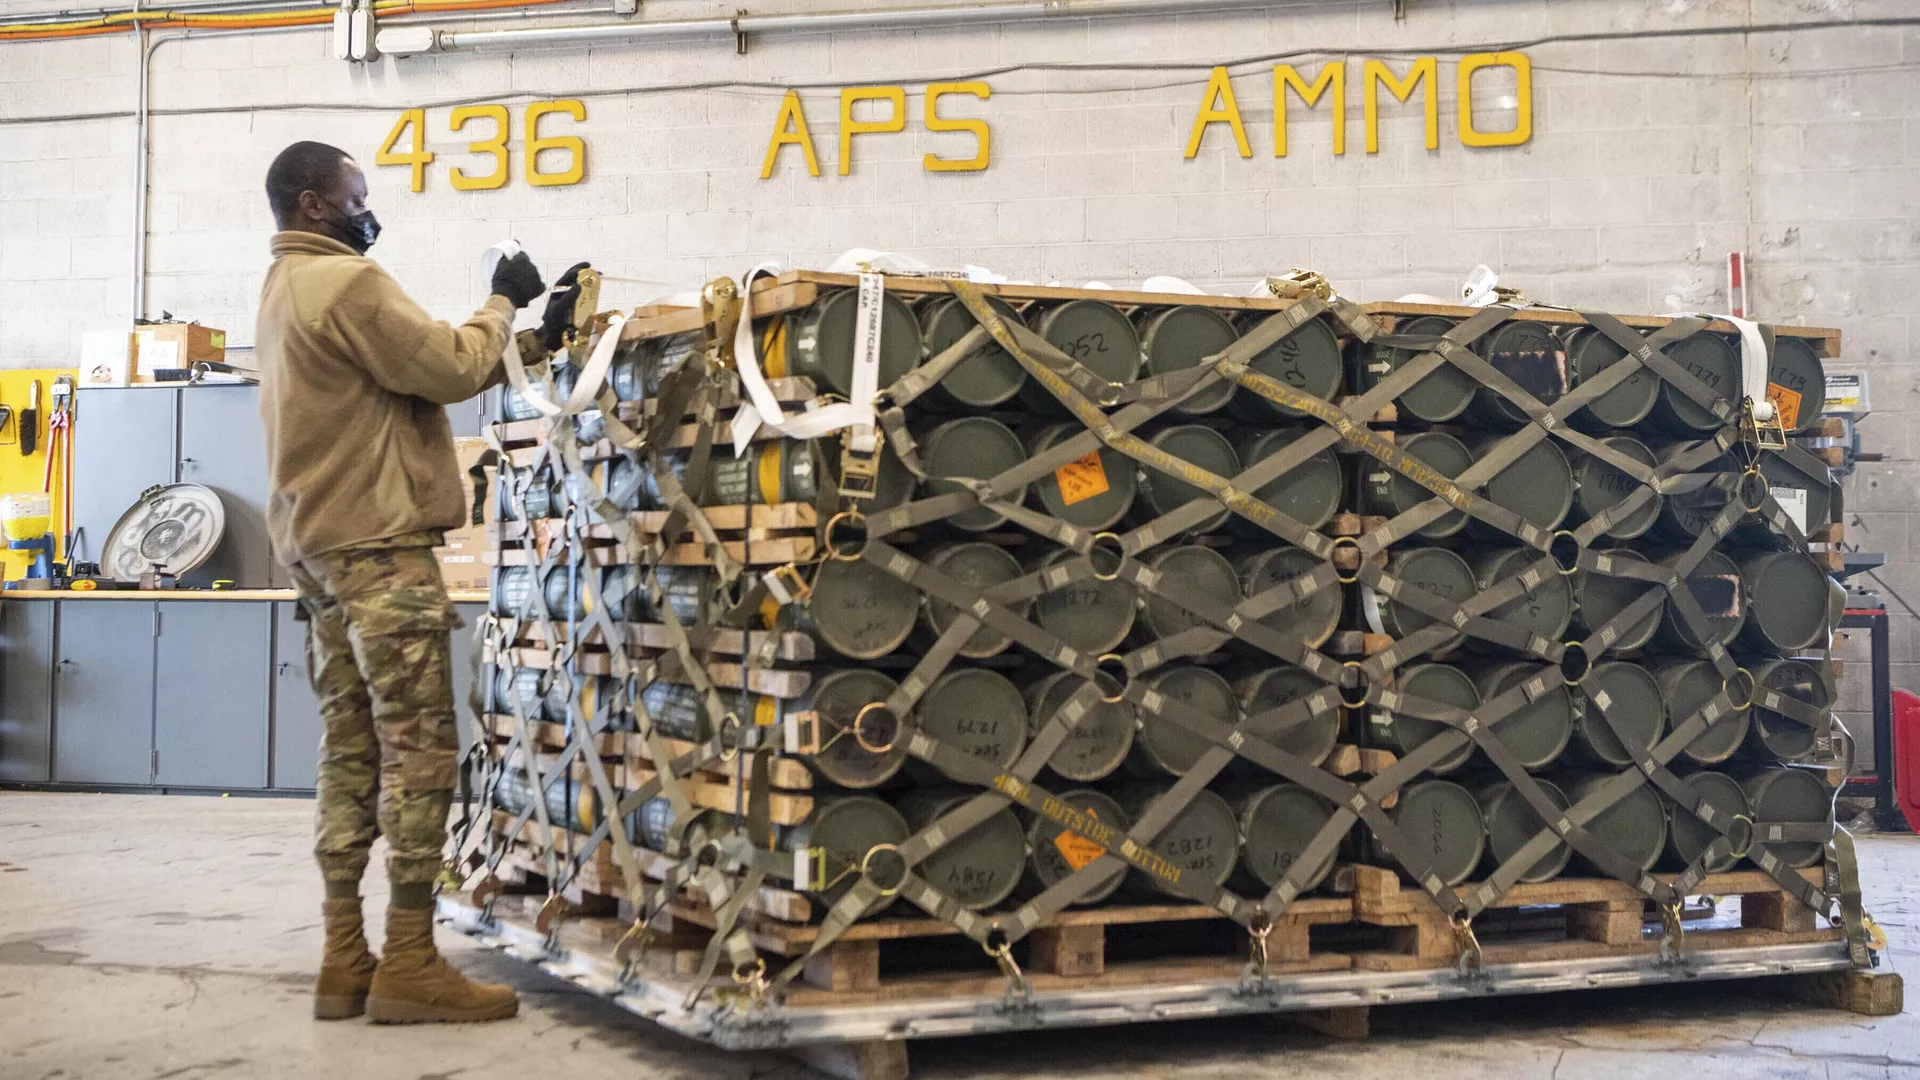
[323,197,382,254]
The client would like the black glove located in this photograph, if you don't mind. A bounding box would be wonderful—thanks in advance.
[490,251,545,309]
[539,262,593,352]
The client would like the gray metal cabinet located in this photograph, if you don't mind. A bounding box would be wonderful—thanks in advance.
[447,401,481,438]
[0,600,56,783]
[71,389,176,570]
[178,387,277,589]
[271,601,322,790]
[52,601,157,785]
[153,601,270,789]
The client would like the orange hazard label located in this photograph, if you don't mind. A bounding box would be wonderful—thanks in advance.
[1054,810,1107,870]
[1767,382,1803,432]
[1056,451,1111,506]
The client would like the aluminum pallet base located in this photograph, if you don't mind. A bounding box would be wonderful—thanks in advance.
[438,894,1854,1050]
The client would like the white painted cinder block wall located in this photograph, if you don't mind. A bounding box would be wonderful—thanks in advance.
[2,0,1919,745]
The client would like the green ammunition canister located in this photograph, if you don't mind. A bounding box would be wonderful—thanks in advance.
[1139,543,1241,642]
[494,769,607,836]
[1233,547,1342,651]
[783,557,919,660]
[1364,546,1477,649]
[1229,429,1343,537]
[1021,299,1143,413]
[1134,424,1240,535]
[1231,664,1342,767]
[496,464,561,521]
[1767,336,1826,436]
[1113,782,1240,899]
[1561,325,1660,430]
[1738,766,1829,868]
[1128,665,1237,777]
[1754,448,1835,540]
[897,787,1028,911]
[489,566,542,619]
[1029,547,1137,655]
[1476,777,1571,883]
[1568,435,1660,540]
[782,794,912,916]
[1229,311,1344,421]
[1382,779,1486,887]
[763,288,922,400]
[1465,433,1575,536]
[911,667,1029,778]
[1226,782,1339,893]
[1651,658,1750,765]
[1363,430,1472,539]
[1647,332,1740,434]
[1137,304,1240,415]
[1025,422,1137,532]
[1025,670,1136,782]
[1664,769,1750,874]
[916,416,1029,532]
[1019,788,1131,905]
[627,565,714,626]
[1470,321,1567,428]
[1366,662,1480,775]
[543,673,620,726]
[920,542,1029,658]
[635,797,730,855]
[1469,546,1575,647]
[803,668,912,789]
[1746,658,1829,761]
[489,665,546,719]
[1470,661,1575,771]
[1655,548,1744,655]
[1570,549,1662,653]
[1350,314,1476,423]
[639,684,785,743]
[1562,772,1668,874]
[1650,440,1733,543]
[1569,660,1666,767]
[916,293,1026,409]
[1737,550,1833,656]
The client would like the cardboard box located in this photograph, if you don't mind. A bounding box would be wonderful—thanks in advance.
[79,331,134,388]
[436,436,493,591]
[132,323,226,381]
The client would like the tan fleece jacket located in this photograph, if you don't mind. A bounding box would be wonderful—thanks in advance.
[256,230,512,562]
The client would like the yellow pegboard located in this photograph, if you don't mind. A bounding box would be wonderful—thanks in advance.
[0,369,75,580]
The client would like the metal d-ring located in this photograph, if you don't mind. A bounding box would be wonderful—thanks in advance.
[1095,655,1130,702]
[1725,813,1755,860]
[1328,536,1363,584]
[1722,667,1757,711]
[1339,660,1370,709]
[1738,466,1771,513]
[1550,530,1583,576]
[1087,532,1126,581]
[852,702,899,754]
[824,510,868,562]
[859,843,906,896]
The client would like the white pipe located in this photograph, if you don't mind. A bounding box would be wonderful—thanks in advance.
[436,0,1290,51]
[132,24,150,320]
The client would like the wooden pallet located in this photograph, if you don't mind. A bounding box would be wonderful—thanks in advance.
[1349,864,1841,971]
[484,641,812,697]
[1323,630,1395,657]
[1361,301,1842,359]
[482,713,817,789]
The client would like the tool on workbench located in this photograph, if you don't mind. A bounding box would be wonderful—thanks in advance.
[20,380,39,456]
[46,375,72,554]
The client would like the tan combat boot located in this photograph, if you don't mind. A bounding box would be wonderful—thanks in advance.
[365,907,519,1023]
[314,898,379,1020]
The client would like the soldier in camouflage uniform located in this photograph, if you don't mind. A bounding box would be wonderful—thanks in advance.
[256,142,545,1023]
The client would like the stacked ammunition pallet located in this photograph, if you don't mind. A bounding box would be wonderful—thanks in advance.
[445,268,1895,1080]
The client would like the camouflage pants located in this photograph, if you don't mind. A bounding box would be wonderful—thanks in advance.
[290,537,461,888]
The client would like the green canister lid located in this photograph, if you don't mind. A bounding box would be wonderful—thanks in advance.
[1231,665,1341,767]
[1140,544,1241,642]
[916,416,1028,532]
[1755,449,1834,539]
[1030,547,1137,655]
[1571,660,1665,767]
[1136,424,1240,535]
[1470,546,1575,646]
[1768,336,1826,436]
[1651,444,1733,542]
[1364,430,1472,539]
[1471,321,1567,427]
[1113,783,1240,898]
[1026,423,1137,532]
[1476,777,1571,883]
[1368,662,1479,775]
[1739,765,1829,868]
[1563,773,1668,874]
[1665,769,1749,874]
[921,542,1028,658]
[1137,304,1240,415]
[641,681,719,742]
[1022,299,1142,412]
[784,794,911,916]
[1571,549,1661,653]
[1385,779,1486,887]
[1129,665,1236,777]
[547,674,619,726]
[898,788,1028,911]
[805,669,912,789]
[1357,314,1476,423]
[1228,782,1339,893]
[632,565,714,626]
[916,293,1026,409]
[1230,429,1343,536]
[490,665,546,719]
[912,667,1028,778]
[1471,661,1575,771]
[489,566,540,619]
[1648,332,1739,434]
[1467,433,1575,535]
[773,288,922,399]
[1026,670,1135,782]
[1564,325,1660,430]
[1652,659,1750,765]
[1233,547,1342,651]
[1747,659,1827,760]
[1657,548,1744,654]
[1232,311,1344,420]
[799,557,918,660]
[1365,546,1477,648]
[1571,435,1660,540]
[1020,788,1130,905]
[1737,551,1831,656]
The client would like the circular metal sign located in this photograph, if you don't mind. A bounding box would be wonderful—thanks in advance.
[101,483,225,582]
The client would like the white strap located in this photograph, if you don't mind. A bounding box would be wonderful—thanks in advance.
[729,261,871,455]
[1664,310,1774,422]
[844,271,886,455]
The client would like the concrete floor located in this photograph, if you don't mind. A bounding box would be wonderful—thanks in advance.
[0,792,1915,1080]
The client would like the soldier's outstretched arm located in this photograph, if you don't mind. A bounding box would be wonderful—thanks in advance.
[326,263,512,405]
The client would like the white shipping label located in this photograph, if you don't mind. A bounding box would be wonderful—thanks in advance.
[793,848,810,891]
[1776,487,1808,534]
